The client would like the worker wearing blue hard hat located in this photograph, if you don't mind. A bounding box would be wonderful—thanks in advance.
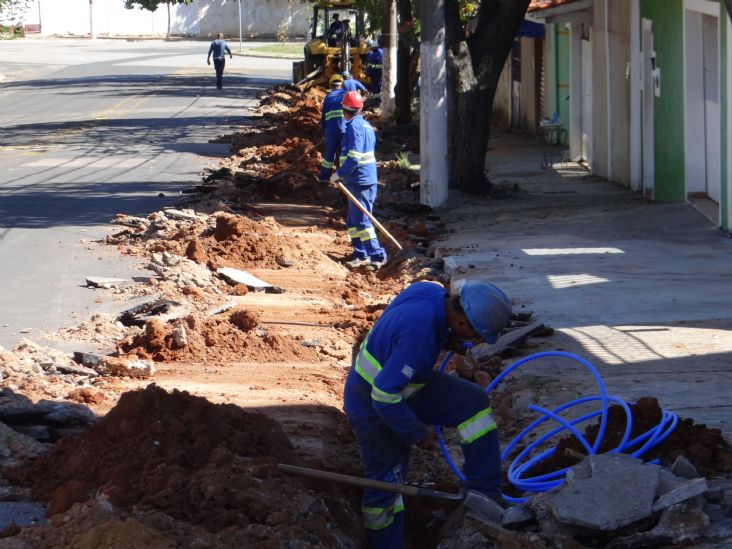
[343,280,512,548]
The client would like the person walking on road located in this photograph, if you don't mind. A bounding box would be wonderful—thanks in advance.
[329,91,387,271]
[207,33,233,90]
[318,74,347,183]
[344,280,512,548]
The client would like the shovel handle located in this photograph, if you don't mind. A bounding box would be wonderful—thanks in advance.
[277,463,463,501]
[336,182,403,251]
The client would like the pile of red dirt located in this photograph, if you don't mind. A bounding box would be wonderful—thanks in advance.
[524,397,732,478]
[116,308,320,364]
[6,385,362,545]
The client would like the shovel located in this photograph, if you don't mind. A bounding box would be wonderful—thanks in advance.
[276,463,504,524]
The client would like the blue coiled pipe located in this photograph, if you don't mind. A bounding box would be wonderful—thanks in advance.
[436,350,678,503]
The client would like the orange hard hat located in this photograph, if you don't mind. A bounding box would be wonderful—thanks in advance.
[342,91,363,111]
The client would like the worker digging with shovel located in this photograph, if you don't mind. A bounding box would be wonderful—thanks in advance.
[343,280,512,547]
[328,90,387,272]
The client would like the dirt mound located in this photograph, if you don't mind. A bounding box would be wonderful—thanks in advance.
[117,309,319,364]
[525,397,732,478]
[7,385,362,545]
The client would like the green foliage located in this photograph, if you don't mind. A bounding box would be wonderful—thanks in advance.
[0,23,24,37]
[124,0,194,12]
[355,0,383,35]
[0,0,31,25]
[394,151,411,169]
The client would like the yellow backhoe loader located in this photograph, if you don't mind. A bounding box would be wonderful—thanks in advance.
[292,0,370,85]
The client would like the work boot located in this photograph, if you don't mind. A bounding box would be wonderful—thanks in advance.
[364,258,387,272]
[345,257,371,269]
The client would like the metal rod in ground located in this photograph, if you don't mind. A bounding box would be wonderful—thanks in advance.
[277,463,463,501]
[336,182,403,251]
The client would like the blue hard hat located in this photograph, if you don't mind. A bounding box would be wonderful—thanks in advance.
[460,282,512,344]
[341,70,351,78]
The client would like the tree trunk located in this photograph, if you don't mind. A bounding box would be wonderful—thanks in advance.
[445,0,530,192]
[166,1,171,40]
[394,0,413,125]
[380,0,397,121]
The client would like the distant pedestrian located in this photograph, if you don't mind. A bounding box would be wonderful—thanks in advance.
[365,40,383,104]
[207,33,233,90]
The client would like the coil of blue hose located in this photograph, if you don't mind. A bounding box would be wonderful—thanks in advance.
[436,350,678,503]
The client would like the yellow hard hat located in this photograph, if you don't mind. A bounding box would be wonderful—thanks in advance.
[329,74,344,86]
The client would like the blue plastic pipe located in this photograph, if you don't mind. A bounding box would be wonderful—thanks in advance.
[436,350,678,503]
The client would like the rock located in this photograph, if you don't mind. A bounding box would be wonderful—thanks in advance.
[670,455,701,479]
[54,362,99,377]
[95,357,155,378]
[502,504,535,529]
[549,454,659,531]
[652,477,708,512]
[0,421,47,468]
[656,469,686,498]
[206,301,237,316]
[184,238,207,264]
[608,503,710,547]
[703,503,726,522]
[705,479,732,507]
[162,208,202,221]
[116,299,190,328]
[276,255,294,267]
[437,507,550,549]
[85,276,127,289]
[171,324,187,349]
[147,252,213,289]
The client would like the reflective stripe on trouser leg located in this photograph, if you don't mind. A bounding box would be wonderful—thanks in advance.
[318,133,343,181]
[408,370,502,500]
[353,424,409,549]
[345,183,386,262]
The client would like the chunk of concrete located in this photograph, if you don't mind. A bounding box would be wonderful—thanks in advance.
[116,299,190,327]
[652,478,709,512]
[502,504,535,529]
[670,455,700,479]
[85,276,127,289]
[95,357,155,378]
[162,208,203,221]
[217,267,273,289]
[549,454,660,531]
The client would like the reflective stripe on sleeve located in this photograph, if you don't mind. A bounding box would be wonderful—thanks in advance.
[371,385,403,404]
[458,408,497,444]
[321,159,333,169]
[325,109,344,120]
[347,149,363,159]
[362,495,404,530]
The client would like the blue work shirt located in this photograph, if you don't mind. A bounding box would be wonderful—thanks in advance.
[336,114,377,185]
[343,282,449,445]
[366,48,383,70]
[208,39,231,60]
[321,88,346,136]
[343,78,368,93]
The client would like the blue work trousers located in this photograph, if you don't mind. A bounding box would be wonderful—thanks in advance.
[368,69,382,99]
[350,370,502,549]
[213,58,225,89]
[318,133,343,181]
[345,182,386,262]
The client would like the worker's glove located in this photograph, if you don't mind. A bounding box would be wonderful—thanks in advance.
[329,172,340,185]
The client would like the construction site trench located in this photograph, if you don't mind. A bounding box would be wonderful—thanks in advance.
[0,83,730,548]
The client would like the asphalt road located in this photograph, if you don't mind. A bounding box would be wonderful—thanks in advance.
[0,38,291,350]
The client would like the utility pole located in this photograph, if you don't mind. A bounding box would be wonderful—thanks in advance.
[238,0,243,52]
[89,0,96,39]
[419,0,447,207]
[380,0,397,121]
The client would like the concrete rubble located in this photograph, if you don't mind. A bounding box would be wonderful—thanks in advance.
[147,252,215,289]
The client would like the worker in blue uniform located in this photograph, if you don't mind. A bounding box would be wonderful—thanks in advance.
[318,74,346,183]
[365,40,383,103]
[343,280,512,549]
[329,91,386,271]
[341,70,368,94]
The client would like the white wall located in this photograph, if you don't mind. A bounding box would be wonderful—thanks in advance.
[21,0,308,38]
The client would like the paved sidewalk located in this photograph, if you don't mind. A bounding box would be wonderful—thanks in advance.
[437,133,732,439]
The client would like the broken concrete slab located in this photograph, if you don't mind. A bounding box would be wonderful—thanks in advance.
[147,252,214,289]
[549,454,660,531]
[116,299,190,327]
[502,504,535,529]
[162,208,204,222]
[670,455,701,479]
[53,362,99,377]
[217,267,285,293]
[206,300,238,316]
[85,276,127,289]
[652,477,709,512]
[95,357,155,378]
[470,322,545,362]
[608,503,710,548]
